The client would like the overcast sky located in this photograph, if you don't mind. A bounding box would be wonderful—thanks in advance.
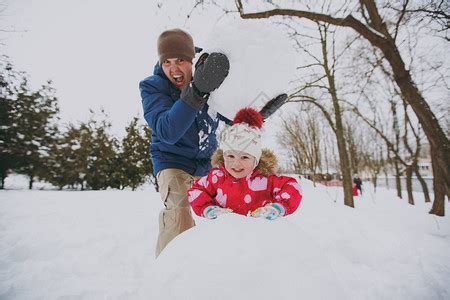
[2,0,233,137]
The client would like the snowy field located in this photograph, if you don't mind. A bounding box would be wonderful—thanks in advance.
[1,176,449,300]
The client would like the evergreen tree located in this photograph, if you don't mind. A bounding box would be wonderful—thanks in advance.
[117,117,153,191]
[11,81,59,189]
[2,56,156,191]
[0,58,17,188]
[83,111,118,190]
[0,96,13,189]
[44,124,87,189]
[0,57,59,189]
[45,112,120,191]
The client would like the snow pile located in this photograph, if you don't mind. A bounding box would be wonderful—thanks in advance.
[145,214,346,299]
[204,18,298,120]
[1,178,449,299]
[142,180,450,299]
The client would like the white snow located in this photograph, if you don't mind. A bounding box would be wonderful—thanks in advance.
[205,18,299,120]
[1,177,449,299]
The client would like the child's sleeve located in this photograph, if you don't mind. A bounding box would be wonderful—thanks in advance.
[270,176,302,216]
[187,169,219,217]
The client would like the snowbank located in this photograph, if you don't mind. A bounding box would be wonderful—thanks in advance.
[145,214,347,299]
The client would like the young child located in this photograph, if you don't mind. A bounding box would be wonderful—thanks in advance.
[187,108,302,220]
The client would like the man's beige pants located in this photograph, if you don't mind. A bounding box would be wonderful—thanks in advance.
[155,168,196,257]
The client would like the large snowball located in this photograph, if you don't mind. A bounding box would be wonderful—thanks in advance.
[204,18,298,120]
[143,214,347,299]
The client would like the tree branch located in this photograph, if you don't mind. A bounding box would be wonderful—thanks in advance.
[235,0,388,49]
[393,0,410,41]
[287,96,336,132]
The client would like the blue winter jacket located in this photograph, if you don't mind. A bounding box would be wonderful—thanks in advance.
[140,63,228,177]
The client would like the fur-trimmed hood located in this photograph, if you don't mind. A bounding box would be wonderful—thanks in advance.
[211,148,278,175]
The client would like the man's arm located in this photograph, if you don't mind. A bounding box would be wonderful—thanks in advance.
[217,113,232,125]
[140,79,198,144]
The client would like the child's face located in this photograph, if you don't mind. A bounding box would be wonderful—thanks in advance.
[223,150,256,179]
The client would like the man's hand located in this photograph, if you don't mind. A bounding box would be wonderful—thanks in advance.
[181,52,229,111]
[203,205,233,220]
[193,52,230,93]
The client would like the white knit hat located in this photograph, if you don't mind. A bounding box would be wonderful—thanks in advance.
[220,108,263,165]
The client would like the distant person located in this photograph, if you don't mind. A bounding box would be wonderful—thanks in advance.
[353,175,363,195]
[188,108,302,220]
[139,28,230,257]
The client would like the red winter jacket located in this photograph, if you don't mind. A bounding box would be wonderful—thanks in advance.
[188,149,302,217]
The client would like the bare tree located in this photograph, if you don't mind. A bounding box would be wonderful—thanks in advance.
[386,0,450,41]
[234,0,449,216]
[400,98,432,204]
[345,117,375,177]
[350,96,431,205]
[363,144,386,193]
[284,21,355,207]
[279,108,322,186]
[351,44,433,204]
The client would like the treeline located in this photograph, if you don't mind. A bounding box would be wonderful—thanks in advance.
[0,56,155,191]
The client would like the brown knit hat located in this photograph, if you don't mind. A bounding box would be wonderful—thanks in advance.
[157,29,195,64]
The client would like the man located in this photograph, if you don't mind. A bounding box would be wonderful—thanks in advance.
[139,28,229,257]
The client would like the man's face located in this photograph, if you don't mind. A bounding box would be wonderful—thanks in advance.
[224,150,256,179]
[161,58,193,89]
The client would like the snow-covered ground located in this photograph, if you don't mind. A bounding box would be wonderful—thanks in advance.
[1,176,449,300]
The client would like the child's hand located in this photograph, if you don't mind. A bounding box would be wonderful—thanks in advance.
[250,203,286,221]
[203,205,233,220]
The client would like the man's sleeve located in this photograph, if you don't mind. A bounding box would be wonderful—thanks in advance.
[140,79,198,144]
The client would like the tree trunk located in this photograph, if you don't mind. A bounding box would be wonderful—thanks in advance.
[405,166,414,205]
[383,166,389,189]
[372,175,378,193]
[337,141,354,207]
[394,160,402,199]
[321,27,354,208]
[429,154,447,216]
[384,152,390,189]
[333,104,354,207]
[413,165,431,203]
[1,175,4,189]
[28,175,34,190]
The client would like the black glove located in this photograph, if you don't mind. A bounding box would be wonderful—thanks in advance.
[181,52,230,111]
[180,82,209,111]
[194,52,230,93]
[259,93,288,120]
